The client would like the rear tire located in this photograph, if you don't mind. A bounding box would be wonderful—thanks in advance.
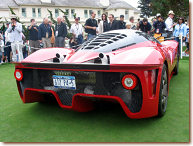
[158,64,168,117]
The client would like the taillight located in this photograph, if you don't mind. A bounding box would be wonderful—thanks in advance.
[14,69,23,81]
[122,74,137,90]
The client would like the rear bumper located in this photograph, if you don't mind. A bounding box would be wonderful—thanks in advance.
[15,63,163,119]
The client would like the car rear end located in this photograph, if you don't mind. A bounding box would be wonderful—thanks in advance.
[14,63,163,119]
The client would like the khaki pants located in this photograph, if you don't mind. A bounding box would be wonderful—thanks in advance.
[29,40,40,53]
[42,38,51,48]
[11,41,23,62]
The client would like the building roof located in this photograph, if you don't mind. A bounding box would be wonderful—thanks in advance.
[106,0,135,10]
[0,0,140,13]
[13,0,104,8]
[0,0,18,8]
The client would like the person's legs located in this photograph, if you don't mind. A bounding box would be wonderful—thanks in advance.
[55,37,59,47]
[11,42,17,62]
[58,37,65,48]
[6,42,11,62]
[16,42,24,62]
[175,37,181,56]
[4,45,8,62]
[87,34,96,40]
[45,38,51,48]
[42,38,47,48]
[34,40,40,49]
[29,40,35,53]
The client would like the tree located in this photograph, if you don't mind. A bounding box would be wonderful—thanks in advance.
[138,0,152,18]
[138,0,189,20]
[150,0,189,20]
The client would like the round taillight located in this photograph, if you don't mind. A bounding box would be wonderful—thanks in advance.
[14,69,23,81]
[122,74,137,90]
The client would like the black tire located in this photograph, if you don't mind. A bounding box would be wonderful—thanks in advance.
[173,55,179,75]
[158,64,168,117]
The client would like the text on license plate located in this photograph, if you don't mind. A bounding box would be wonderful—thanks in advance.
[53,75,76,90]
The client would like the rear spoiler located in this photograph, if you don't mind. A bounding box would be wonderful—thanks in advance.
[14,63,162,71]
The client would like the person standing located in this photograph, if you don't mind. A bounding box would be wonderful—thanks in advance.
[38,18,52,48]
[118,15,126,29]
[185,20,189,54]
[70,17,84,45]
[108,14,119,31]
[173,17,187,56]
[0,31,4,63]
[165,10,176,39]
[85,11,98,40]
[4,22,12,62]
[54,16,67,48]
[27,19,39,53]
[129,16,136,30]
[137,18,152,34]
[7,15,23,62]
[153,14,166,42]
[98,13,109,34]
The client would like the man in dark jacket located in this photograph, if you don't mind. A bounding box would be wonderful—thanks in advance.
[55,16,67,47]
[27,19,39,53]
[118,15,126,29]
[38,17,52,48]
[137,18,152,34]
[108,14,119,31]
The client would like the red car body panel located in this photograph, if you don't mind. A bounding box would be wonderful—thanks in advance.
[14,30,178,119]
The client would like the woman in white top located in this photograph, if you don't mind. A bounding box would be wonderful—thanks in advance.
[98,13,109,34]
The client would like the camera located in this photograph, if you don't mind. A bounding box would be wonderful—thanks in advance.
[12,24,15,31]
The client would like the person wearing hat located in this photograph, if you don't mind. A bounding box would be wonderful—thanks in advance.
[153,13,166,42]
[165,10,176,38]
[173,17,187,56]
[70,17,84,45]
[7,15,23,62]
[118,15,126,29]
[54,16,67,47]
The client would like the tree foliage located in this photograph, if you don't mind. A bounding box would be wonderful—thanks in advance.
[138,0,189,20]
[151,0,189,20]
[47,9,57,24]
[58,8,72,29]
[138,0,152,18]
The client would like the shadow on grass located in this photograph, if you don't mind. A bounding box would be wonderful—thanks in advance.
[25,99,161,130]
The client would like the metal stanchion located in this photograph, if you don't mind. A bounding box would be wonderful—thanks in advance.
[180,35,183,59]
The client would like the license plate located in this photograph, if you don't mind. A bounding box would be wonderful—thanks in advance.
[53,75,76,90]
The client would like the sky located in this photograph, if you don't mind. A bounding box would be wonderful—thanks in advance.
[123,0,139,9]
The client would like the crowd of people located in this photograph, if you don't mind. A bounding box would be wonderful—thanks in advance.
[0,10,190,63]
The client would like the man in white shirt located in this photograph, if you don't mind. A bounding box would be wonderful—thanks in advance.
[70,18,84,45]
[7,15,23,62]
[165,10,176,38]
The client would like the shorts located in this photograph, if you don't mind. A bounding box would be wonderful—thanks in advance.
[0,47,4,53]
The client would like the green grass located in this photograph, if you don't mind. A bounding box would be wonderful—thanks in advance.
[0,60,189,142]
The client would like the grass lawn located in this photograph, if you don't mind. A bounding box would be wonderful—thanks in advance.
[0,59,190,142]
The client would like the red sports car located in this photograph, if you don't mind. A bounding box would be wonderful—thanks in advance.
[14,30,179,119]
